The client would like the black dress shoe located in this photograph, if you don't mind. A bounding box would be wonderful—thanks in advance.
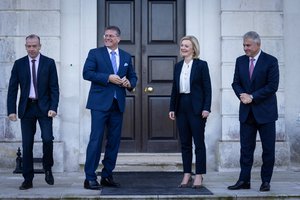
[45,170,54,185]
[19,181,33,190]
[101,176,120,187]
[228,181,250,190]
[84,180,102,190]
[260,182,270,192]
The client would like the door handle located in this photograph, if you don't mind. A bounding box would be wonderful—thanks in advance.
[144,87,154,93]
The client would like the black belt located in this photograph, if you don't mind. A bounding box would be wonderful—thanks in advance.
[28,98,38,103]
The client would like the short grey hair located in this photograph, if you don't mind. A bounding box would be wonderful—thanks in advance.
[26,34,40,43]
[243,31,261,44]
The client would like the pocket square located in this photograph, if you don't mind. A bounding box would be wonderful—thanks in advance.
[124,63,128,66]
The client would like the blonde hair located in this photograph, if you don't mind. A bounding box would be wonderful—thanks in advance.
[180,35,200,58]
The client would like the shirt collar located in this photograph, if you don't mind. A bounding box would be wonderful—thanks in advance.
[107,47,119,56]
[28,53,40,61]
[250,50,261,61]
[184,59,193,67]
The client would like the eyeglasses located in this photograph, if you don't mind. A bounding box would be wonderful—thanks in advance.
[103,34,119,38]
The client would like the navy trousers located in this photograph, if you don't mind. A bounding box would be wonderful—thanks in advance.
[239,111,276,183]
[20,100,54,182]
[176,94,207,174]
[85,100,123,181]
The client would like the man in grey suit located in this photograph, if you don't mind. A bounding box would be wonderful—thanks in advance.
[228,31,279,192]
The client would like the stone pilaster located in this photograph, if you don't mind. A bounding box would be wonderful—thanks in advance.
[219,0,290,171]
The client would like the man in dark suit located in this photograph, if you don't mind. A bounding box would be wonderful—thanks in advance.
[83,26,137,190]
[7,34,59,190]
[228,31,279,192]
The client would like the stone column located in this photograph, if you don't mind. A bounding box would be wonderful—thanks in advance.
[186,0,222,171]
[219,0,290,171]
[283,0,300,170]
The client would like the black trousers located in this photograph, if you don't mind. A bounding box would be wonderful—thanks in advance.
[176,94,207,174]
[20,100,54,181]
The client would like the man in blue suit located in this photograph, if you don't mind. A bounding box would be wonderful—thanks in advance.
[228,31,279,192]
[83,26,137,190]
[7,34,59,190]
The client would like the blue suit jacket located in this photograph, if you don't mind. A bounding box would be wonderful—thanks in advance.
[232,51,279,124]
[7,54,59,118]
[83,47,137,112]
[169,59,212,115]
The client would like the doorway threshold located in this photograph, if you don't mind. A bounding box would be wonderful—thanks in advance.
[115,153,182,172]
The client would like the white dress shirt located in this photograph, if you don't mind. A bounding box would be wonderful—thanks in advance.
[179,60,193,93]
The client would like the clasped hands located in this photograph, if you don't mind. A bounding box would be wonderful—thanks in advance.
[240,93,253,104]
[109,75,131,88]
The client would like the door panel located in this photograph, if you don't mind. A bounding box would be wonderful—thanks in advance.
[97,0,185,152]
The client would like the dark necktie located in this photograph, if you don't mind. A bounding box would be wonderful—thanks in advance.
[110,51,118,74]
[249,58,255,79]
[31,59,38,99]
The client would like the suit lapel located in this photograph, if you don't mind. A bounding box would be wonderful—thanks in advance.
[118,50,125,75]
[101,47,115,74]
[240,56,251,85]
[24,57,31,87]
[176,60,184,89]
[37,54,43,84]
[190,59,197,85]
[250,51,264,81]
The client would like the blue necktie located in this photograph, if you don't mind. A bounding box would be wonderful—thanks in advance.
[110,51,118,99]
[110,51,118,74]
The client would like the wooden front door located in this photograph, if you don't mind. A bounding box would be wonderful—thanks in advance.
[97,0,185,152]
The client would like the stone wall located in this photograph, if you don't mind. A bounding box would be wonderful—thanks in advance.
[218,0,290,170]
[0,0,63,171]
[0,0,299,173]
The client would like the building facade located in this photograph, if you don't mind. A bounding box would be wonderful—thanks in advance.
[0,0,299,172]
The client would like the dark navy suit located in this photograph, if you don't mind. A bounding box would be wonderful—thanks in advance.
[7,54,59,182]
[83,46,137,181]
[232,51,279,183]
[170,59,212,174]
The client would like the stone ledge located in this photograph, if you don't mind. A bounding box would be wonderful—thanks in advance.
[218,141,290,171]
[79,153,183,172]
[0,141,64,172]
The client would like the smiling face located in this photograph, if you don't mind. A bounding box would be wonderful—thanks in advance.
[103,29,120,50]
[180,39,194,59]
[25,37,41,59]
[243,37,260,58]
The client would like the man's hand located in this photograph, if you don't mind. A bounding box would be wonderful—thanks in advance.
[202,110,210,118]
[120,77,131,88]
[240,93,253,104]
[48,110,57,118]
[8,113,17,121]
[169,111,176,120]
[108,74,123,85]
